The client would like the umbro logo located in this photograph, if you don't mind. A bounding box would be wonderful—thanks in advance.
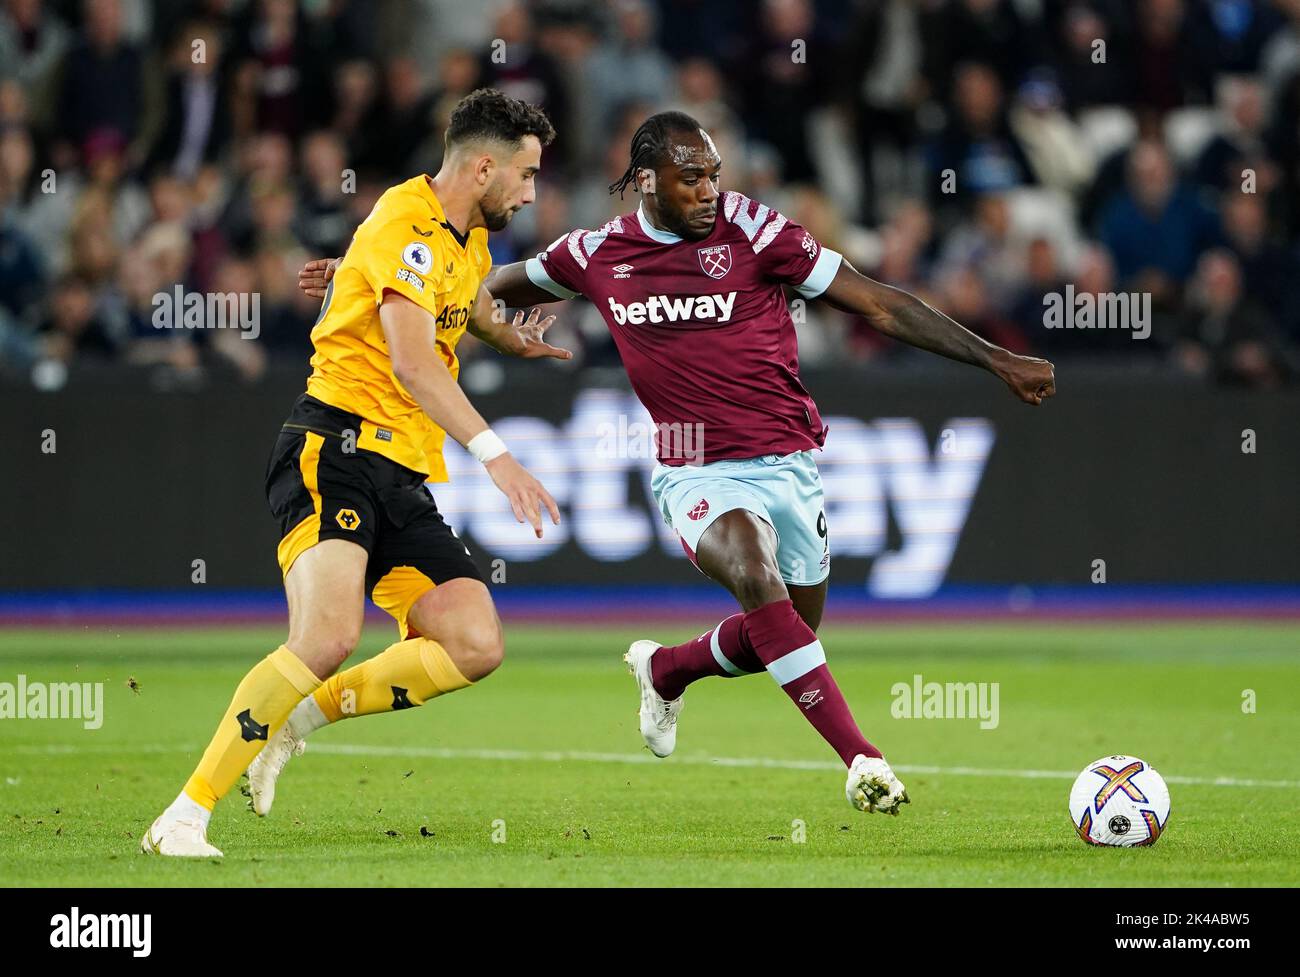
[798,689,823,710]
[612,263,634,279]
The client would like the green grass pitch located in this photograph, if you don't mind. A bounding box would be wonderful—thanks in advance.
[1,622,1297,887]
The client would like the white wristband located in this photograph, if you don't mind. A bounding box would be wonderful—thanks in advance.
[466,429,508,464]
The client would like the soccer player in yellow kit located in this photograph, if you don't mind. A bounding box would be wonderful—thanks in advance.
[142,90,569,857]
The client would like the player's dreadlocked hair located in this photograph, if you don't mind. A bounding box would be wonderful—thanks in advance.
[446,88,556,150]
[608,111,704,197]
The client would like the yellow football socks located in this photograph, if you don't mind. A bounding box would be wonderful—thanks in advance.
[313,636,471,722]
[182,645,321,810]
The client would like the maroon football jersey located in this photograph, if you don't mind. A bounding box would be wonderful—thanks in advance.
[524,191,843,465]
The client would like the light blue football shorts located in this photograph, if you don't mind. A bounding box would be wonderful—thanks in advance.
[650,450,829,586]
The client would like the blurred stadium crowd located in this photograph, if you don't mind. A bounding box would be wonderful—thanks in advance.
[2,0,1300,389]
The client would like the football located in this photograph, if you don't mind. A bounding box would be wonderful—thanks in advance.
[1069,755,1171,847]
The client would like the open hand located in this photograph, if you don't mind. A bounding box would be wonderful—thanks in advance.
[298,257,341,299]
[511,307,572,360]
[484,453,561,538]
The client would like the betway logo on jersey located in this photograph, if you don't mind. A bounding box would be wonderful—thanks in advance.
[607,292,736,325]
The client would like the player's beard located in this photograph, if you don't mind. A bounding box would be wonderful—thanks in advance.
[662,204,716,241]
[480,180,515,232]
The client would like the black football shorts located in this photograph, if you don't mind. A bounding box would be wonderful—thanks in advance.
[265,393,483,637]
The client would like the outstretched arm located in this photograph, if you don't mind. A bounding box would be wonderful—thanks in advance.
[483,260,566,308]
[299,259,571,361]
[820,259,1056,405]
[467,283,572,360]
[301,258,565,307]
[381,292,560,537]
[299,257,546,304]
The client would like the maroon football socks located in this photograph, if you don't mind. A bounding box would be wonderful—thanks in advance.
[650,613,762,700]
[741,599,882,766]
[649,599,881,766]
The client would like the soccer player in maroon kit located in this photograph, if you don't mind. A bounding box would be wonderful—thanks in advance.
[300,111,1055,814]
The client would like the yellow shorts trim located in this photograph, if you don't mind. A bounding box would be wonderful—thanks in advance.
[276,432,325,577]
[371,565,437,640]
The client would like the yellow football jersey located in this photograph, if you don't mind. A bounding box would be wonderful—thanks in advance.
[305,175,491,481]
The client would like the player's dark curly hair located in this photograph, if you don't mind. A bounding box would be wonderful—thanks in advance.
[608,110,704,197]
[446,88,556,150]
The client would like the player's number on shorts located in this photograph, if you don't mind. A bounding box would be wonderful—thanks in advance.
[816,510,827,539]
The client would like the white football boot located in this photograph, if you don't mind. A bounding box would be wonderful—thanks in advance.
[246,721,306,816]
[845,754,910,815]
[140,811,223,857]
[623,639,681,758]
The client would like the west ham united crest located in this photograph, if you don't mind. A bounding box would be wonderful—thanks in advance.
[697,244,732,280]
